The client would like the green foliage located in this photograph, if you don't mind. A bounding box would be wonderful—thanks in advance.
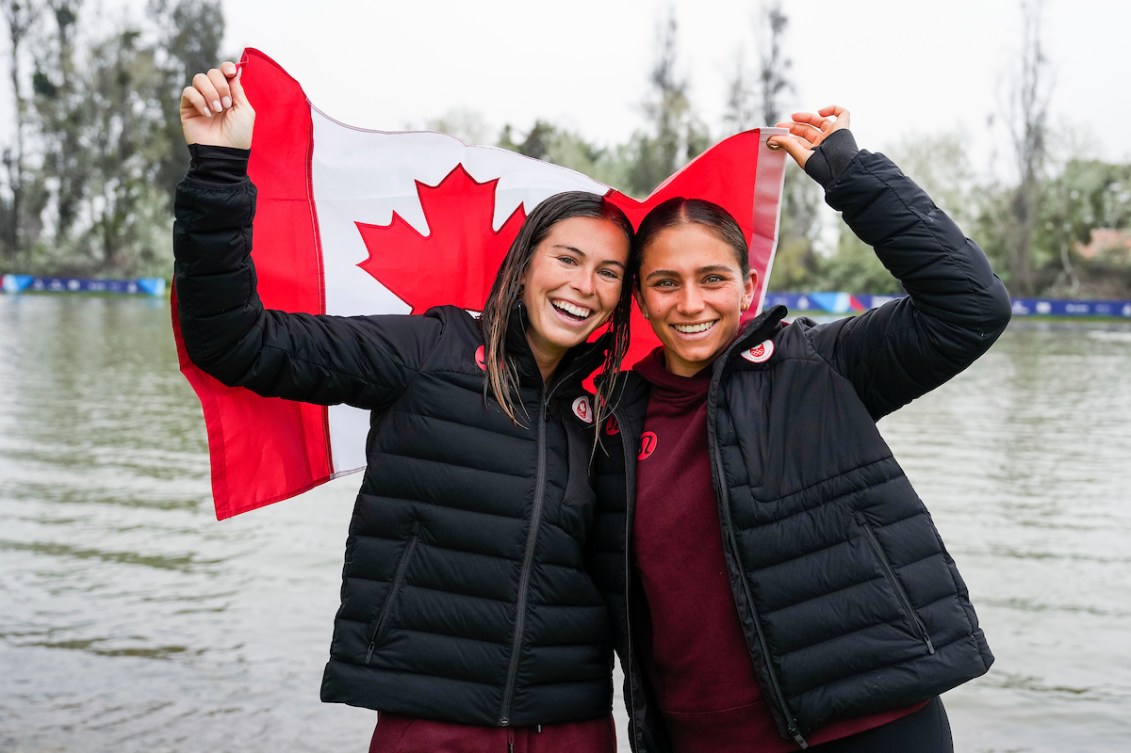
[1,1,1128,298]
[624,11,711,198]
[0,0,224,276]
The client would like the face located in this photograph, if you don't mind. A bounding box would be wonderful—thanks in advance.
[521,216,630,371]
[636,223,756,377]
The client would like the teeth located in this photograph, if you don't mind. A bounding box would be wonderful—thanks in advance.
[552,300,592,318]
[673,322,715,334]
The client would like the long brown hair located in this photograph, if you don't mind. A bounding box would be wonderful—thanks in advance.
[480,191,635,425]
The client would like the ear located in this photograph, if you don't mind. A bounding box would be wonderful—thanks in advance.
[739,270,757,311]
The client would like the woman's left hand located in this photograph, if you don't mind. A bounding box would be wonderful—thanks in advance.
[767,105,851,168]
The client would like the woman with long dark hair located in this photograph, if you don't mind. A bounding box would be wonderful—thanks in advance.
[593,106,1011,752]
[176,62,634,753]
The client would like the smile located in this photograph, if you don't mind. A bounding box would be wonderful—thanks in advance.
[551,299,593,321]
[672,321,717,334]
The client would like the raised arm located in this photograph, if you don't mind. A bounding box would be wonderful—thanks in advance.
[771,107,1012,419]
[174,64,441,410]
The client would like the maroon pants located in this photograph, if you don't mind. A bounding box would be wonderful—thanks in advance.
[368,712,617,753]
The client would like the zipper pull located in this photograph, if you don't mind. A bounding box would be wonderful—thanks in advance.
[365,643,375,664]
[924,635,936,655]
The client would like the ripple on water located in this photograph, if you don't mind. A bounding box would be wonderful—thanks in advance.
[3,298,1130,751]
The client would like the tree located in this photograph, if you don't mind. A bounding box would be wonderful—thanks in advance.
[147,0,225,202]
[499,119,631,189]
[31,0,85,241]
[821,133,979,293]
[735,1,820,292]
[1037,158,1131,297]
[1,0,44,263]
[626,10,710,197]
[1003,0,1051,296]
[755,0,790,127]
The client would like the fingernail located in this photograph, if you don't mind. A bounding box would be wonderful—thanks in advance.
[201,107,212,118]
[212,99,222,112]
[222,96,232,109]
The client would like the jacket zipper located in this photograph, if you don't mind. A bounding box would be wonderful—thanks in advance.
[365,525,421,664]
[707,380,809,749]
[615,404,641,753]
[855,513,935,655]
[498,392,550,725]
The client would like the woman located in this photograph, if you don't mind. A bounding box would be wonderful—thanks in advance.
[592,106,1012,752]
[176,62,634,752]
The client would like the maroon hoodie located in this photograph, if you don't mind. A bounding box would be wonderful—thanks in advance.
[633,347,924,752]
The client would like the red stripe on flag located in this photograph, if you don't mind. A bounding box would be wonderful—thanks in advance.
[605,130,774,368]
[175,49,332,519]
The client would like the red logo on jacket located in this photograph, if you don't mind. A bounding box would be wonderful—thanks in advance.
[638,431,658,460]
[741,339,775,364]
[572,396,593,424]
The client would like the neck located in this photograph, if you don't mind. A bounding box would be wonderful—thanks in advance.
[525,333,565,384]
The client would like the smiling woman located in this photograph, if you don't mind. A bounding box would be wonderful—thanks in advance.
[175,61,638,752]
[634,200,753,377]
[519,216,629,380]
[592,107,1012,753]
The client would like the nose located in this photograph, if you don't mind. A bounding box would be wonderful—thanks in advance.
[677,285,704,315]
[571,269,597,297]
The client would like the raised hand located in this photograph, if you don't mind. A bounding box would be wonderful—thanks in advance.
[179,61,255,149]
[767,105,851,168]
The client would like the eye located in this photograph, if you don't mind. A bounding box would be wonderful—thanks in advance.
[703,274,726,284]
[651,279,677,289]
[556,255,579,266]
[598,268,622,281]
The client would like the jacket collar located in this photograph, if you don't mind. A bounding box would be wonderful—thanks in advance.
[711,305,788,375]
[504,302,610,392]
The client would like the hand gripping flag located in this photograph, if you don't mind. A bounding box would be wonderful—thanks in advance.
[173,48,787,519]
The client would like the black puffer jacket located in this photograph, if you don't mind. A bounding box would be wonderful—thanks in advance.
[592,148,1011,750]
[173,150,614,726]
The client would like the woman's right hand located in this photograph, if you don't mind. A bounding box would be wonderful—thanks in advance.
[179,61,255,149]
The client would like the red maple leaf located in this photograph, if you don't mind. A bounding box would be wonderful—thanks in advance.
[355,165,527,314]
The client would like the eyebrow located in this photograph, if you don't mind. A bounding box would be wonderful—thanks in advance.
[645,264,734,281]
[551,244,627,269]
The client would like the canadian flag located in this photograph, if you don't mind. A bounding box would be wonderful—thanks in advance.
[173,48,787,519]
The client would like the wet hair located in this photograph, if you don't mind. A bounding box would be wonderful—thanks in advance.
[480,191,636,426]
[633,197,750,281]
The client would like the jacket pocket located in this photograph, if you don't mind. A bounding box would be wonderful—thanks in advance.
[365,525,422,664]
[854,513,935,655]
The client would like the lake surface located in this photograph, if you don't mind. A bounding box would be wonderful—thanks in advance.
[1,295,1129,752]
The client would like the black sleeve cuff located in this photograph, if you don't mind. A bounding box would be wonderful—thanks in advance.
[187,144,251,184]
[803,129,860,189]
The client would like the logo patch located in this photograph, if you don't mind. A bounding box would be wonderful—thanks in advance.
[474,345,487,371]
[740,340,775,364]
[572,396,593,424]
[638,431,658,460]
[605,417,620,436]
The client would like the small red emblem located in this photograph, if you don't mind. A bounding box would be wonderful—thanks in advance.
[741,339,775,364]
[572,396,593,424]
[474,345,487,371]
[605,417,620,436]
[638,431,658,460]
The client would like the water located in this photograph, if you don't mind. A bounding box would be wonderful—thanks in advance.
[1,295,1129,752]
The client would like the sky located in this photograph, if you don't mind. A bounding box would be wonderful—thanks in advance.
[0,0,1126,180]
[213,0,1127,176]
